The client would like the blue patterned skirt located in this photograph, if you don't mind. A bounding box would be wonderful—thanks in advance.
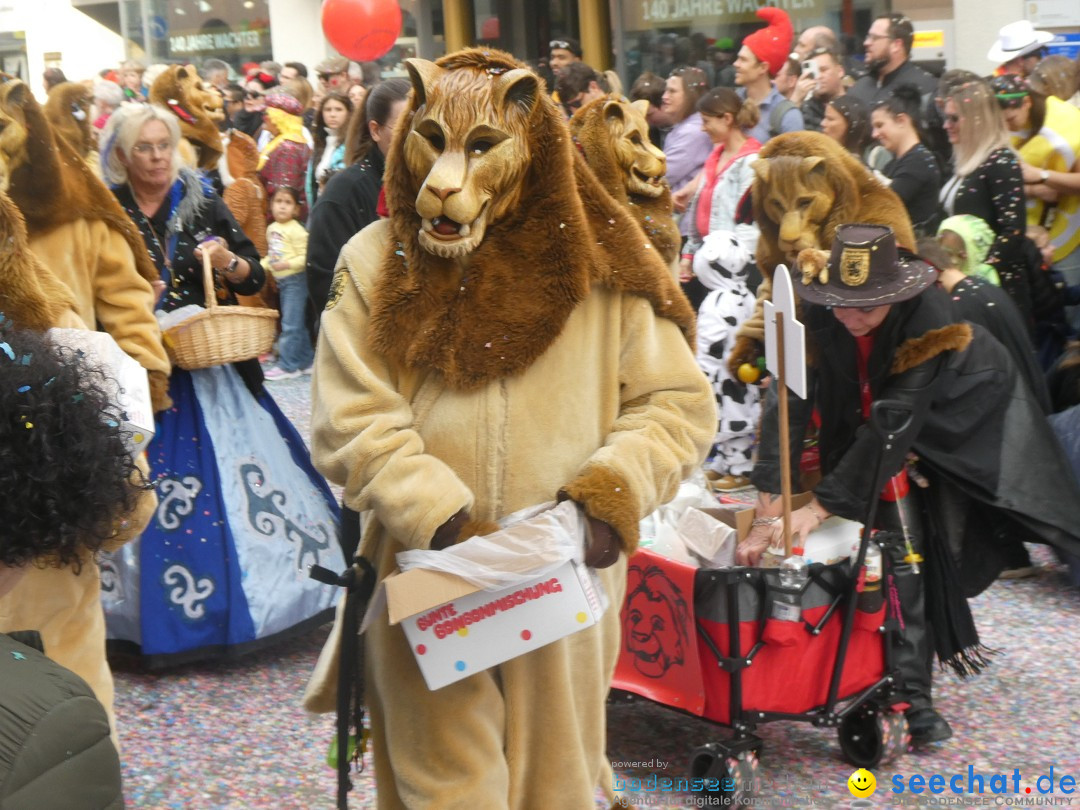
[102,365,343,667]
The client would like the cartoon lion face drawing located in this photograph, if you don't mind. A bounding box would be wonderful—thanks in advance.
[401,58,539,259]
[623,565,690,678]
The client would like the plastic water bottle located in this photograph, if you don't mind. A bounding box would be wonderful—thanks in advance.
[772,551,809,622]
[856,541,884,613]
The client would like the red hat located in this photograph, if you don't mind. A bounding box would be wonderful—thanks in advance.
[742,7,794,76]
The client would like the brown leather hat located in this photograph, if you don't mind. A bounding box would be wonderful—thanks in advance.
[792,224,937,308]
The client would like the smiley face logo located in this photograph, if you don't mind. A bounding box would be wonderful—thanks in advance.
[848,768,877,798]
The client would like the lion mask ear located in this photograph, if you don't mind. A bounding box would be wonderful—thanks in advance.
[404,58,445,110]
[0,79,30,111]
[491,68,539,117]
[802,155,826,175]
[752,158,771,184]
[630,98,650,118]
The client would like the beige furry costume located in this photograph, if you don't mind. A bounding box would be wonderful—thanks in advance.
[0,189,157,737]
[0,78,171,411]
[305,49,715,808]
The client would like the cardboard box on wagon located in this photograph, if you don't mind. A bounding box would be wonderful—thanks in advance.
[697,492,861,566]
[385,559,607,691]
[47,328,155,457]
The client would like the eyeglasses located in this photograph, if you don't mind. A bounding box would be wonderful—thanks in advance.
[318,72,338,82]
[864,32,893,42]
[244,91,264,99]
[942,114,960,125]
[565,95,585,112]
[131,141,172,156]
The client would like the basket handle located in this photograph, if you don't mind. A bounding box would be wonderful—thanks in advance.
[202,246,219,312]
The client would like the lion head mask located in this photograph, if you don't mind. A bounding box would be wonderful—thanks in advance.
[398,57,538,259]
[750,131,915,278]
[568,96,679,264]
[149,64,224,171]
[371,48,695,391]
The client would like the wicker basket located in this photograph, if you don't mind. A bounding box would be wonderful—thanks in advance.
[163,252,279,371]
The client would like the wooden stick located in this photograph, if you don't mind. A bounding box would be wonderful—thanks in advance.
[776,312,793,556]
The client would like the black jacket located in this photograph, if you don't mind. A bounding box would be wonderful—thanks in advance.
[752,285,1080,579]
[944,148,1033,325]
[848,59,938,109]
[0,633,122,809]
[305,148,386,339]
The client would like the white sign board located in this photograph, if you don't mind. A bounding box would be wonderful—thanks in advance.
[763,265,807,400]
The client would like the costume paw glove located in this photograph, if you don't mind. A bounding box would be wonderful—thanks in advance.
[430,509,500,550]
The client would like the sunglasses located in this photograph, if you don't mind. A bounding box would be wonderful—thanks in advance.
[565,96,584,113]
[550,40,572,50]
[943,114,960,125]
[244,91,264,99]
[318,72,339,81]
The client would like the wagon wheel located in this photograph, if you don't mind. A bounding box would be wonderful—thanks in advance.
[839,704,910,767]
[689,744,760,800]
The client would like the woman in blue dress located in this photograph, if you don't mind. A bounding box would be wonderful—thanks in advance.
[100,102,343,666]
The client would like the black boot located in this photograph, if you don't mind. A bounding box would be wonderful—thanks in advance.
[876,497,949,745]
[906,707,953,745]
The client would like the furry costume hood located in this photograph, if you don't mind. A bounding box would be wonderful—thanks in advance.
[43,82,93,158]
[226,129,260,180]
[0,189,78,330]
[149,65,223,171]
[0,78,158,284]
[373,48,694,391]
[570,96,681,265]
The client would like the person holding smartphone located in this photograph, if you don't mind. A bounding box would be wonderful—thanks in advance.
[795,47,848,131]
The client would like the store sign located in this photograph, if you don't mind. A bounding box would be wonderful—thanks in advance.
[1026,0,1080,28]
[169,27,267,56]
[1046,32,1080,60]
[630,0,822,27]
[912,30,944,49]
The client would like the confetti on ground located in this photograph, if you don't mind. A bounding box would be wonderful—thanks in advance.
[113,372,1080,808]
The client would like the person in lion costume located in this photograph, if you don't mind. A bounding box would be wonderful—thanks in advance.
[0,76,171,412]
[569,95,681,267]
[148,64,225,171]
[43,80,99,175]
[0,186,157,742]
[304,48,715,808]
[726,131,915,377]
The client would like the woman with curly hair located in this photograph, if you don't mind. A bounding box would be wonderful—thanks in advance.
[0,323,156,737]
[101,103,343,666]
[305,91,352,207]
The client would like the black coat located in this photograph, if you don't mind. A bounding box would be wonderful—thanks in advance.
[305,147,386,339]
[752,285,1080,589]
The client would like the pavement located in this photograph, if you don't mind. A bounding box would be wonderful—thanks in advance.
[112,373,1080,809]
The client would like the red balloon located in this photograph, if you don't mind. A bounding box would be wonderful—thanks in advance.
[321,0,403,63]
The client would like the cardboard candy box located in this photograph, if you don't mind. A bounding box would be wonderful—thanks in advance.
[384,501,608,691]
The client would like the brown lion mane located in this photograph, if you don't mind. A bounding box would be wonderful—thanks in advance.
[371,48,694,391]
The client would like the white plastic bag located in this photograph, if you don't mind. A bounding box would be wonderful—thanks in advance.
[677,507,737,568]
[156,304,205,330]
[396,500,585,590]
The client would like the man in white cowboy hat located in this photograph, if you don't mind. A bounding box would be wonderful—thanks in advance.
[987,20,1054,77]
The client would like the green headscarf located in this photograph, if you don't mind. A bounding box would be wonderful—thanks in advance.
[938,215,1000,287]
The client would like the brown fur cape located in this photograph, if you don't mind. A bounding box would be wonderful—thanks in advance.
[569,97,681,266]
[371,48,694,392]
[0,190,78,329]
[43,82,94,159]
[149,65,223,171]
[0,79,159,285]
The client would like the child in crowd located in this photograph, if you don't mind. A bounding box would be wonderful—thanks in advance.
[262,185,314,380]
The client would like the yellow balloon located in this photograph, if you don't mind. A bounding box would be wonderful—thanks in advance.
[737,363,760,384]
[848,768,877,798]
